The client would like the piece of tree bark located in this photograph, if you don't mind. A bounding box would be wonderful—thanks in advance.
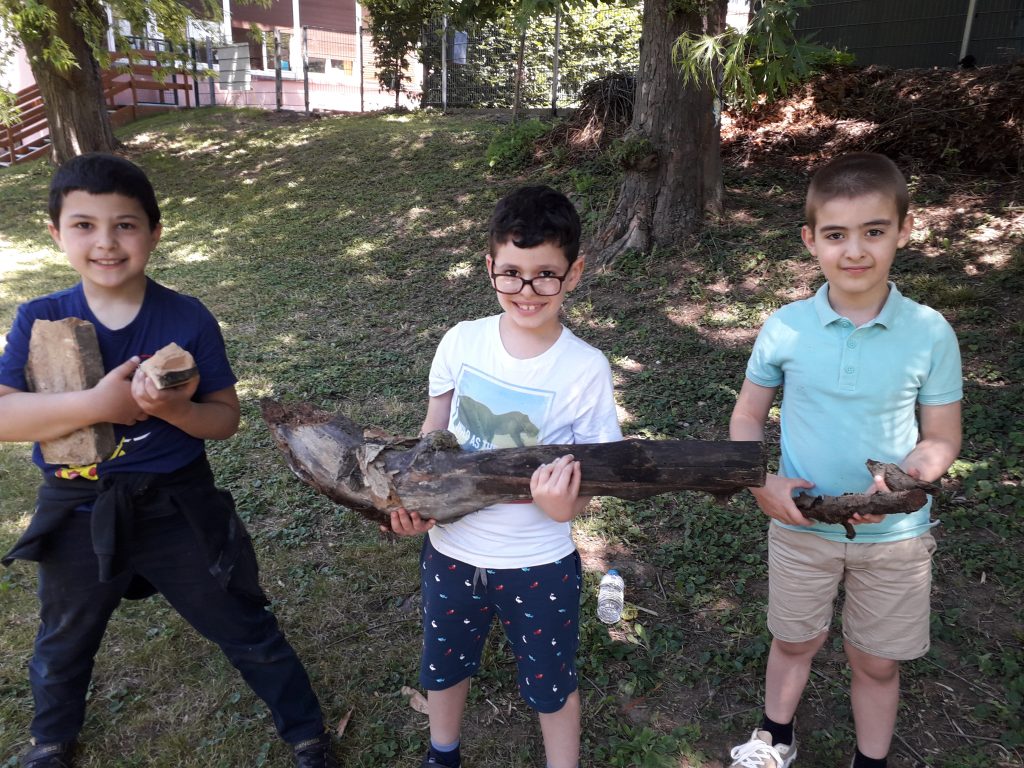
[25,317,115,465]
[139,342,198,389]
[864,459,941,493]
[260,399,766,526]
[793,489,929,540]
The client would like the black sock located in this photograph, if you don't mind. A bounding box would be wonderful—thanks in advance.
[852,748,887,768]
[760,714,794,747]
[428,741,461,767]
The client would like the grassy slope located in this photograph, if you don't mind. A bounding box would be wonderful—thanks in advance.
[0,109,1020,768]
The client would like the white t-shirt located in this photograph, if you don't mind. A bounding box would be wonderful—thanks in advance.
[427,314,622,568]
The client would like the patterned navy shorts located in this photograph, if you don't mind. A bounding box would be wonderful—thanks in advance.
[418,536,582,713]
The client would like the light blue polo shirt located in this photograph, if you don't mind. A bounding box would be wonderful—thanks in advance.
[746,282,962,543]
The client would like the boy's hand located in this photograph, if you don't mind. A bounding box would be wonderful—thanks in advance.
[853,466,921,525]
[381,507,436,536]
[131,366,200,423]
[750,473,815,526]
[94,357,149,426]
[531,454,581,522]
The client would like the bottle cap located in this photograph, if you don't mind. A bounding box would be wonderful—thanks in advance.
[607,569,619,576]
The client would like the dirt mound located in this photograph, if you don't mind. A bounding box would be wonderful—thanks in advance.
[723,61,1024,173]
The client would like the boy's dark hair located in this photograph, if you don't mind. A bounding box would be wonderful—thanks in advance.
[806,152,909,230]
[489,185,581,264]
[49,153,161,231]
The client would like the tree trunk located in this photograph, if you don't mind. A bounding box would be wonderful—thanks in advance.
[19,0,119,164]
[512,25,527,123]
[590,0,726,268]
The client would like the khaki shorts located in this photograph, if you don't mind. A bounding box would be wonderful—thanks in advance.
[767,523,937,660]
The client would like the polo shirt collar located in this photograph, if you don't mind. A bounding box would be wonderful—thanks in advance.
[813,281,903,328]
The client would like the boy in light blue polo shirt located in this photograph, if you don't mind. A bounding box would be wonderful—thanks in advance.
[727,153,962,768]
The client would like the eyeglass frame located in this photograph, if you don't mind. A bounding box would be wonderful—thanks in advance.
[489,268,573,296]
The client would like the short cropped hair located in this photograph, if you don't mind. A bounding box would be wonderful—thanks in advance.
[49,153,161,231]
[805,152,909,230]
[488,185,581,264]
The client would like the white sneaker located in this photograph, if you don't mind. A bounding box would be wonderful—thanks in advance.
[729,729,798,768]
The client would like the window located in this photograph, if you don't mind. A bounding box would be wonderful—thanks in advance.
[329,58,354,76]
[268,32,292,71]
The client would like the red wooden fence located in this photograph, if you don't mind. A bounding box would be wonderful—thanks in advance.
[3,53,194,167]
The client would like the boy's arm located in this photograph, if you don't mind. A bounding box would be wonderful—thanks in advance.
[0,358,147,443]
[870,401,962,491]
[532,358,619,523]
[730,378,814,526]
[384,390,454,536]
[419,390,455,436]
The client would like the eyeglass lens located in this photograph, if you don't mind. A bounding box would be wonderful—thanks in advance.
[492,274,565,295]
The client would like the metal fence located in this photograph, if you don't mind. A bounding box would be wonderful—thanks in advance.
[185,25,400,112]
[795,0,1024,68]
[419,4,642,111]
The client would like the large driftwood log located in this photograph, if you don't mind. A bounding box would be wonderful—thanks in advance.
[26,318,115,465]
[260,399,767,526]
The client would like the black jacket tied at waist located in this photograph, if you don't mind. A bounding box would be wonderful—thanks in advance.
[2,454,251,601]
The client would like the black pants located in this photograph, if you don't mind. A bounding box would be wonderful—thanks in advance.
[28,508,324,744]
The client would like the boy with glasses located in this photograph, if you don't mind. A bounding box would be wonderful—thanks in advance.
[385,185,622,768]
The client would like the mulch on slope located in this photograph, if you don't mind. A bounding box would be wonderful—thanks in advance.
[722,60,1024,173]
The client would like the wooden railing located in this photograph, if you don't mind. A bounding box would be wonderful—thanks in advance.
[2,82,49,166]
[2,52,195,167]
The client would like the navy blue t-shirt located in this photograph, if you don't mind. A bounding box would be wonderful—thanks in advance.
[0,278,237,477]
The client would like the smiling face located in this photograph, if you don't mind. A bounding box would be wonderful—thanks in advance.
[802,192,913,315]
[48,190,162,297]
[486,239,583,348]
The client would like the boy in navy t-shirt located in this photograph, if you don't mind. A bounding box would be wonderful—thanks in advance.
[0,154,336,768]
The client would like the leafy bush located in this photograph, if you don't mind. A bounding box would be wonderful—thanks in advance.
[485,118,552,169]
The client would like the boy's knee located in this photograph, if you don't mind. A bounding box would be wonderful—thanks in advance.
[846,642,900,681]
[536,689,580,717]
[773,631,827,657]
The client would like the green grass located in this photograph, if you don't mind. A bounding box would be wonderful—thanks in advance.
[1,108,1022,767]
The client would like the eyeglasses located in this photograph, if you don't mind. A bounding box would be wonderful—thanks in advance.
[490,270,571,296]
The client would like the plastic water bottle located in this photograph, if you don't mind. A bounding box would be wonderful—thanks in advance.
[597,569,625,624]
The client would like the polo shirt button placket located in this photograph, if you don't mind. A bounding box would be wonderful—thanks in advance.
[839,327,861,390]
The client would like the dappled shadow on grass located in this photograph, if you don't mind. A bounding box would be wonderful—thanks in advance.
[0,111,1021,767]
[0,258,75,322]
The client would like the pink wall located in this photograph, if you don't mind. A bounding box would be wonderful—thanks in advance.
[3,47,35,94]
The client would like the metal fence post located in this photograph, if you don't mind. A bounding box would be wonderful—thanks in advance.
[303,26,310,113]
[441,15,448,111]
[359,25,365,111]
[960,0,979,61]
[551,5,561,116]
[274,30,283,110]
[190,39,200,107]
[421,26,428,101]
[172,41,181,107]
[206,38,215,106]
